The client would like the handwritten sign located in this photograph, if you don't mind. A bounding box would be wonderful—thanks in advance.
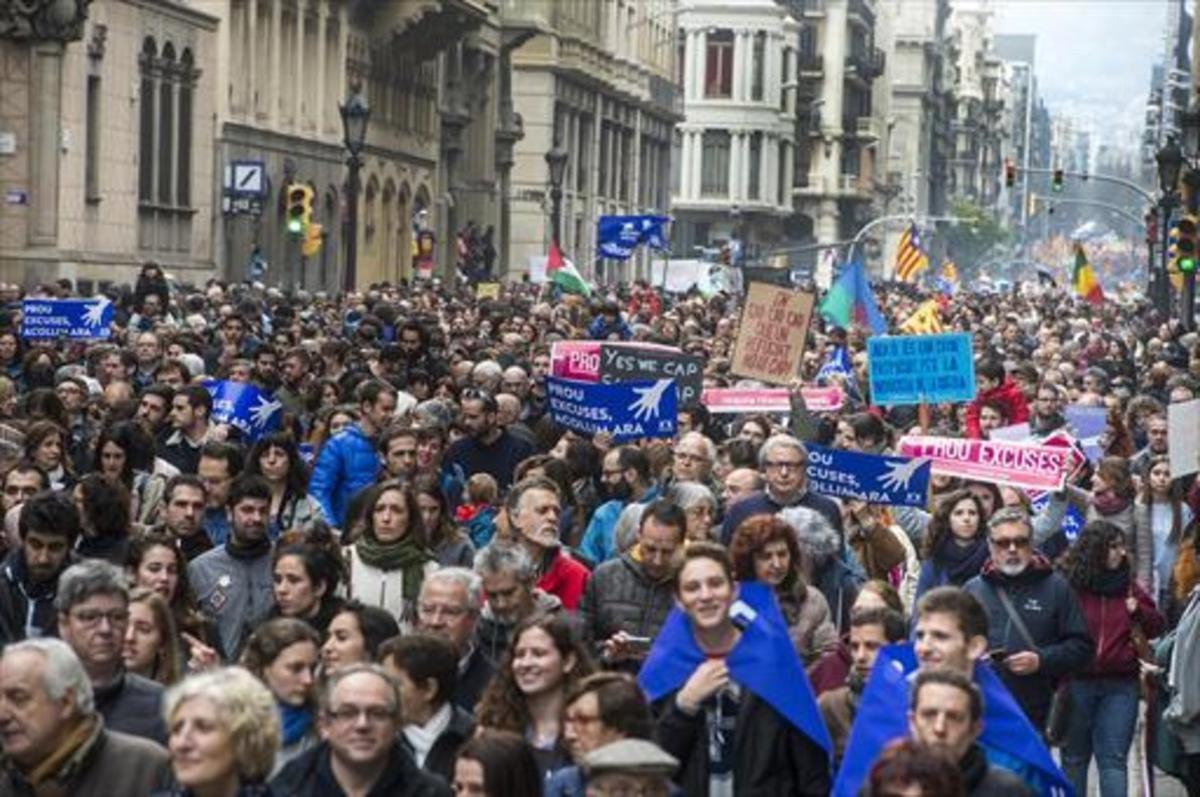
[730,283,815,385]
[866,332,975,405]
[701,386,844,414]
[897,435,1071,491]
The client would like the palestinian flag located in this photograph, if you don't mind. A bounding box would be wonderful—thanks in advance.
[1072,243,1104,305]
[547,240,591,296]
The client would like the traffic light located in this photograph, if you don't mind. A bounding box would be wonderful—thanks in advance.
[285,184,314,235]
[301,223,323,257]
[1004,160,1015,188]
[1179,215,1198,274]
[1052,169,1064,193]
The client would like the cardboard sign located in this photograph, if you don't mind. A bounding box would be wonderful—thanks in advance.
[475,282,501,300]
[730,283,815,385]
[701,386,844,414]
[546,376,677,442]
[896,435,1072,491]
[866,333,976,405]
[550,341,703,407]
[1169,399,1200,478]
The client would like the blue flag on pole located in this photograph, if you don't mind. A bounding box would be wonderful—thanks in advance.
[639,580,833,758]
[834,644,1072,797]
[546,376,677,443]
[805,443,931,507]
[21,297,113,340]
[597,215,670,260]
[205,380,283,442]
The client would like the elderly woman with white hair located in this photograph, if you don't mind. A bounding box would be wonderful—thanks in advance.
[153,667,280,797]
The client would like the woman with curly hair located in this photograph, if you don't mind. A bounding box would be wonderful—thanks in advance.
[474,614,595,781]
[914,489,989,602]
[72,473,132,564]
[1060,520,1165,797]
[270,526,345,637]
[729,515,838,664]
[1089,457,1150,581]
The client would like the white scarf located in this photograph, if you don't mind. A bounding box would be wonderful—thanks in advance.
[403,702,452,767]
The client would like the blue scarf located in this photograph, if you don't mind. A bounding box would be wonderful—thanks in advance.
[833,644,1071,797]
[638,580,832,758]
[278,702,313,747]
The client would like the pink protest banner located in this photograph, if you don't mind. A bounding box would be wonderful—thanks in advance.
[550,341,602,381]
[701,386,844,414]
[896,435,1071,491]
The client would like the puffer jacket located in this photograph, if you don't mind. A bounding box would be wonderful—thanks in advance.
[578,553,674,656]
[307,424,380,527]
[964,377,1030,438]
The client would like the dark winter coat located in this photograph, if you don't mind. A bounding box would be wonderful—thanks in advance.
[578,553,674,659]
[270,741,451,797]
[1074,578,1165,678]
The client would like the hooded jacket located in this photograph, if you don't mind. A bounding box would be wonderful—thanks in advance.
[964,556,1095,727]
[964,377,1030,438]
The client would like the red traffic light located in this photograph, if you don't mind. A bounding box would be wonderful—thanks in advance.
[1004,160,1015,188]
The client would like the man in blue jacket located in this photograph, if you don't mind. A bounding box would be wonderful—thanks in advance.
[309,380,395,528]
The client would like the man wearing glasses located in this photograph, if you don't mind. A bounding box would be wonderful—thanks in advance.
[271,663,451,796]
[55,559,166,745]
[964,507,1093,731]
[720,433,843,544]
[1028,384,1066,439]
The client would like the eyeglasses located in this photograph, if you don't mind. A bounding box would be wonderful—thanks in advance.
[764,460,803,472]
[71,608,130,627]
[418,603,467,620]
[988,536,1031,551]
[325,706,396,725]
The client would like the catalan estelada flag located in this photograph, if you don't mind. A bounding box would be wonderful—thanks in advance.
[1072,242,1104,305]
[894,223,929,282]
[899,299,945,334]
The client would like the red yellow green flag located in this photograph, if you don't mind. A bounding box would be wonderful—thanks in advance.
[1072,243,1104,305]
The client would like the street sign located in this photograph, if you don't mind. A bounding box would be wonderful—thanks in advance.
[231,161,266,197]
[222,195,263,217]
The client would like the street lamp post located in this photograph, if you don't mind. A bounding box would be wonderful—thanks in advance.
[1156,138,1184,318]
[339,86,370,295]
[545,144,568,247]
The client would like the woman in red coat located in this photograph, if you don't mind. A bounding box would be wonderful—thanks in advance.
[1061,519,1165,797]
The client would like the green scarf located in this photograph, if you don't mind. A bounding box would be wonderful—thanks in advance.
[355,532,433,602]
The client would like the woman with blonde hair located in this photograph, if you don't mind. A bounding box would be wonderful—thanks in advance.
[156,667,280,797]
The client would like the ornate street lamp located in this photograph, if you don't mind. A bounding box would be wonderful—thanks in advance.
[339,86,370,294]
[545,144,568,246]
[1157,137,1183,196]
[1155,137,1185,318]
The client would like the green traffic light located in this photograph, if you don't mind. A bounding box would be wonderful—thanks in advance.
[1182,257,1197,274]
[287,217,303,234]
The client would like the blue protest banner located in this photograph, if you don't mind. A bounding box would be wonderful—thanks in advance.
[546,376,676,443]
[805,443,931,507]
[866,332,976,405]
[597,215,670,260]
[1063,404,1107,463]
[21,298,113,341]
[1029,492,1085,542]
[205,380,283,442]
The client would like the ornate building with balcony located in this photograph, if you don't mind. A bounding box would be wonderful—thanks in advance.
[502,0,680,282]
[669,0,798,259]
[0,0,219,288]
[946,0,1009,208]
[788,0,888,248]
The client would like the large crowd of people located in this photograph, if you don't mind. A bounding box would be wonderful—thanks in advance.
[0,261,1198,796]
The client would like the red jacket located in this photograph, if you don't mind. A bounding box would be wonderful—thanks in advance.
[964,377,1030,438]
[1075,581,1165,678]
[537,549,590,611]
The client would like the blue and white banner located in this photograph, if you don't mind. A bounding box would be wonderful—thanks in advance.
[205,380,282,442]
[806,443,931,507]
[21,298,112,340]
[597,215,670,260]
[1063,405,1107,463]
[546,376,676,443]
[1029,492,1085,542]
[866,332,976,405]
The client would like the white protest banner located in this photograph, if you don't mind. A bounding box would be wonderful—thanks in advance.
[1169,399,1200,478]
[896,435,1072,491]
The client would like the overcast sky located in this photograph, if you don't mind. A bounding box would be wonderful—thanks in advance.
[994,0,1168,136]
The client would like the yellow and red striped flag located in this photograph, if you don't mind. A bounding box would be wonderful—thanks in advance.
[894,223,929,282]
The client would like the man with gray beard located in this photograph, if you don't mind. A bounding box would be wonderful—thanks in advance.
[963,507,1093,732]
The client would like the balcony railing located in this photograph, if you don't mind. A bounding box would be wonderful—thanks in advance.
[797,52,823,74]
[845,47,885,80]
